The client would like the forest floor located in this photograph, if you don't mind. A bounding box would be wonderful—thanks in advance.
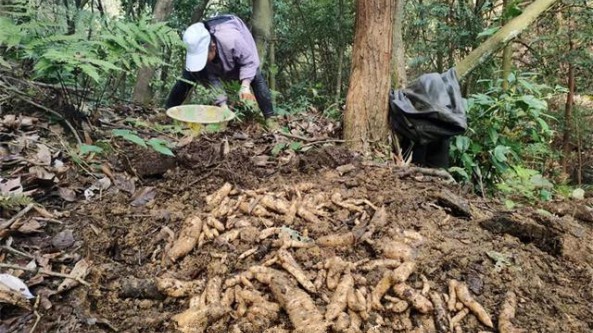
[1,106,592,333]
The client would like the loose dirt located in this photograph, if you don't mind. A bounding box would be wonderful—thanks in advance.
[2,116,592,333]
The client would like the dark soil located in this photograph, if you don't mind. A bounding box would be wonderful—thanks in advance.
[3,118,592,333]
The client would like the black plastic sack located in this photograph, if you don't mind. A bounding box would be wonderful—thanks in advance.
[389,68,467,146]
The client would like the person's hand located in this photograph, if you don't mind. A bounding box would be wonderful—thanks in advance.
[239,84,256,102]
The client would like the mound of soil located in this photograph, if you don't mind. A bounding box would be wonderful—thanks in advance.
[2,115,592,333]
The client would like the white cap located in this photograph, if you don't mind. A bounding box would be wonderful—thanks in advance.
[182,23,211,72]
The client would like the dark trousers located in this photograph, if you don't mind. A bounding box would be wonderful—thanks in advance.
[402,137,450,169]
[165,69,275,119]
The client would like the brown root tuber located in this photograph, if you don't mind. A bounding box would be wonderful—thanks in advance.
[326,272,354,321]
[455,282,493,328]
[167,216,203,262]
[499,291,526,333]
[429,291,449,333]
[392,283,433,314]
[316,232,355,248]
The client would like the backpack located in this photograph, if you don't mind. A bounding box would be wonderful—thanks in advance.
[389,68,467,146]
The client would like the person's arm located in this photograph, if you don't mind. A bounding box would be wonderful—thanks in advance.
[165,69,198,108]
[207,72,228,107]
[233,37,259,84]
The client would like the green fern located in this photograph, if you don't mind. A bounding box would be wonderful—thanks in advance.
[0,194,33,210]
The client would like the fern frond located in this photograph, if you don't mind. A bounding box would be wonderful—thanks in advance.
[0,194,33,210]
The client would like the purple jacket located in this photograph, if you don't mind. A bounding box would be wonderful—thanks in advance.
[204,15,260,105]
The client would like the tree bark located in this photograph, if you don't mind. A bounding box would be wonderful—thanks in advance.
[501,0,513,90]
[391,0,407,88]
[334,0,345,105]
[562,7,575,172]
[455,0,559,79]
[344,0,396,152]
[252,0,273,66]
[132,0,173,105]
[293,0,317,81]
[269,33,277,105]
[191,0,210,24]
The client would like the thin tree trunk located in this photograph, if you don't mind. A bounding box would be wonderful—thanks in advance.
[132,0,173,105]
[562,36,575,172]
[293,0,317,81]
[252,0,273,66]
[269,34,276,105]
[63,0,75,35]
[501,0,513,90]
[455,0,559,79]
[391,0,407,88]
[344,0,396,152]
[96,0,104,17]
[334,0,345,105]
[191,0,210,23]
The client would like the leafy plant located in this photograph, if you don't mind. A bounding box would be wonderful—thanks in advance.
[112,129,174,156]
[1,2,183,111]
[450,72,562,199]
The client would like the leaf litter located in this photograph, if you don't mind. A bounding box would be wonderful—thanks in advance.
[0,107,592,332]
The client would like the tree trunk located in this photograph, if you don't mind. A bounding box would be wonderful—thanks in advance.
[334,0,345,105]
[293,0,317,81]
[269,33,277,105]
[344,0,396,152]
[455,0,558,79]
[132,0,173,105]
[191,0,210,24]
[562,7,575,173]
[501,0,513,90]
[252,0,273,66]
[391,0,407,88]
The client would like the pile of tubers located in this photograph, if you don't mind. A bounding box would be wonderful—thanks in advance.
[156,182,522,333]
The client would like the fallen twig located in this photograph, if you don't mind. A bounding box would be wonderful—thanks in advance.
[0,263,91,287]
[0,204,35,230]
[302,139,346,148]
[29,296,41,333]
[1,245,35,259]
[394,166,456,183]
[0,80,82,145]
[276,131,324,142]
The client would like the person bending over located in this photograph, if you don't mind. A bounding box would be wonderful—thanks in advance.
[166,14,277,128]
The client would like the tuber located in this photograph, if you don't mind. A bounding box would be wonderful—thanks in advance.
[392,283,433,314]
[455,282,493,328]
[326,272,354,321]
[498,291,526,333]
[316,232,355,248]
[206,182,233,211]
[277,249,316,293]
[429,291,449,333]
[167,216,203,262]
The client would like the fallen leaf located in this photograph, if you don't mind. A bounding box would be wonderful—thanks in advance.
[29,166,56,181]
[114,174,136,194]
[130,187,156,207]
[33,205,55,218]
[0,274,35,299]
[336,164,356,175]
[84,177,112,201]
[35,144,52,165]
[100,164,115,181]
[0,282,31,309]
[58,187,77,202]
[52,229,75,250]
[57,259,90,293]
[176,135,194,149]
[17,219,44,234]
[0,177,22,195]
[251,155,269,167]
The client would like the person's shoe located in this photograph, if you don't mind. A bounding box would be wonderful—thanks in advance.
[264,117,281,132]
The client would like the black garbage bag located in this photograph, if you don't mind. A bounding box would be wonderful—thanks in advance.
[389,68,467,146]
